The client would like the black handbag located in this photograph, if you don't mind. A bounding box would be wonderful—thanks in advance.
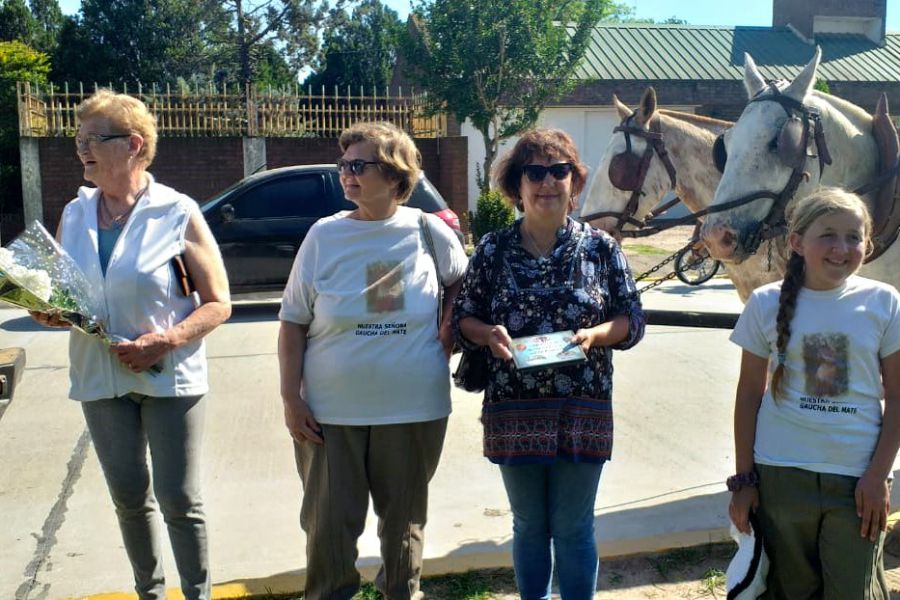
[452,235,507,393]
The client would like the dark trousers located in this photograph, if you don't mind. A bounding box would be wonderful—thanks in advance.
[756,464,889,600]
[294,417,448,600]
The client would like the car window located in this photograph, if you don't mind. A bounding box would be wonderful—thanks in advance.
[231,174,330,219]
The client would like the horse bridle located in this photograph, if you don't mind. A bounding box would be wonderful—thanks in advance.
[701,83,833,255]
[581,113,678,237]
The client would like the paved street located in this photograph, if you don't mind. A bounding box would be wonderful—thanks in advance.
[1,280,882,600]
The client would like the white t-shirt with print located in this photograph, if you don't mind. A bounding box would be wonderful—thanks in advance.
[730,275,900,477]
[279,206,468,425]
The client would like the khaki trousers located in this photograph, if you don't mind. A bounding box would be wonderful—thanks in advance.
[294,417,448,600]
[756,464,889,600]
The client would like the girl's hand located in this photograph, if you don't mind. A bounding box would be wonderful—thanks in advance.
[487,325,513,360]
[571,328,596,353]
[284,396,323,445]
[729,487,760,535]
[110,332,173,373]
[855,472,890,541]
[28,311,70,329]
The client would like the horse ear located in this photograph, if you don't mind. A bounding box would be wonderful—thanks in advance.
[635,87,657,126]
[743,53,766,99]
[876,92,889,118]
[784,46,821,101]
[613,94,632,119]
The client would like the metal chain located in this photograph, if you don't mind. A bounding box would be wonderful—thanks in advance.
[633,242,708,295]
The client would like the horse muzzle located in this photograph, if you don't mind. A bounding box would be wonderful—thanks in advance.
[700,222,741,262]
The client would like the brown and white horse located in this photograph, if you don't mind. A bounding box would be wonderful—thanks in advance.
[581,88,784,301]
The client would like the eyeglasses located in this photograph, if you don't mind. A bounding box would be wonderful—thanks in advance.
[522,163,574,183]
[336,158,380,175]
[75,133,131,150]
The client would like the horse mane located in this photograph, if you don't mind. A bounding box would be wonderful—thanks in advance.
[658,109,733,129]
[657,109,730,143]
[810,90,873,126]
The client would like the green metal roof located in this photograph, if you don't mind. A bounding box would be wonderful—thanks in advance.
[577,24,900,82]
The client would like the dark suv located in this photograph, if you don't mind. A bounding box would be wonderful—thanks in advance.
[201,165,463,292]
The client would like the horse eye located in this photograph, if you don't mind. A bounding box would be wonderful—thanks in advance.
[768,137,778,151]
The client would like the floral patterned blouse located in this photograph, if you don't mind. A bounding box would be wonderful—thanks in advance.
[453,217,645,465]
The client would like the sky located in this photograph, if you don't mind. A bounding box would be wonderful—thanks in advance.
[56,0,900,30]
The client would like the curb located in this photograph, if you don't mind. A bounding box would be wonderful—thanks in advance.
[68,527,735,600]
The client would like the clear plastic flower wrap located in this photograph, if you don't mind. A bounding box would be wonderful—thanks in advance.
[0,221,160,374]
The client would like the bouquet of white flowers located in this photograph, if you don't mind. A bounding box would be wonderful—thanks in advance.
[0,221,160,373]
[0,221,106,336]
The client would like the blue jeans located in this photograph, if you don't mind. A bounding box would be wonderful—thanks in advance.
[499,460,605,600]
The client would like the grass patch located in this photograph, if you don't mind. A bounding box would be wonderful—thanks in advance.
[701,567,726,593]
[421,569,517,599]
[622,243,670,256]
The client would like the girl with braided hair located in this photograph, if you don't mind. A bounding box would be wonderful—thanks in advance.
[727,188,900,599]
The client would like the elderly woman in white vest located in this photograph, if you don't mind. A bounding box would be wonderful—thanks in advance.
[29,90,230,600]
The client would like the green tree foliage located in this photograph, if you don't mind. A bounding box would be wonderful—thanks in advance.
[814,78,830,94]
[470,188,515,242]
[52,0,230,86]
[0,0,39,46]
[304,0,402,92]
[224,0,325,89]
[0,41,49,238]
[26,0,64,54]
[403,0,611,191]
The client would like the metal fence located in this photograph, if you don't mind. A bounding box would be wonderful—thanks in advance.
[16,81,447,138]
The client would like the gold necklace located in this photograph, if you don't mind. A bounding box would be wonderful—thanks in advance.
[521,226,556,260]
[100,183,148,229]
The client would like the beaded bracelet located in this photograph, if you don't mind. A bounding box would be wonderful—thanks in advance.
[726,471,759,492]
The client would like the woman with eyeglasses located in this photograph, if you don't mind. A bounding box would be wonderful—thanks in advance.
[29,90,230,600]
[277,121,467,600]
[453,128,645,598]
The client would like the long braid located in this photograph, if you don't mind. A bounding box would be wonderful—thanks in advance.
[770,252,805,399]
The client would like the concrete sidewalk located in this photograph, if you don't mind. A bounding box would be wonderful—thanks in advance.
[1,280,892,599]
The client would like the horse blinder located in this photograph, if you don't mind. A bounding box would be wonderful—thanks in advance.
[608,152,645,191]
[713,133,728,173]
[777,115,808,169]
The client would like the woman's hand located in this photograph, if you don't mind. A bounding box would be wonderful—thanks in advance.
[28,311,71,329]
[284,395,323,445]
[110,332,173,373]
[855,472,890,541]
[729,487,760,535]
[571,328,596,353]
[438,318,455,358]
[487,325,513,360]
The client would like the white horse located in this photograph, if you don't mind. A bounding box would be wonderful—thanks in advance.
[700,48,900,291]
[581,87,783,302]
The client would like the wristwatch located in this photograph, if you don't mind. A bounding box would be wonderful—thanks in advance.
[726,471,759,492]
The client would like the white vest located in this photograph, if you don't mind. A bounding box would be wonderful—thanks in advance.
[60,174,208,401]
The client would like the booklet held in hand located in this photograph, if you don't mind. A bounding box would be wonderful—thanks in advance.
[509,330,588,372]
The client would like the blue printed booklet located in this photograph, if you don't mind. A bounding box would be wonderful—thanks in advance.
[509,330,588,372]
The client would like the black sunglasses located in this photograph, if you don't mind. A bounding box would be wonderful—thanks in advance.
[336,158,380,175]
[522,163,574,182]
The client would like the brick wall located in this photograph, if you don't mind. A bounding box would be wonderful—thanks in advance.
[37,138,244,235]
[31,136,469,237]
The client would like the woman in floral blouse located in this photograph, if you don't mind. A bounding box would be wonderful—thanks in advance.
[454,128,645,599]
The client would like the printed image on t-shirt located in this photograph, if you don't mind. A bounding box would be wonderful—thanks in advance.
[802,333,848,397]
[366,260,404,313]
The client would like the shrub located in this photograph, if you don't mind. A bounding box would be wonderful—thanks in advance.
[470,188,515,243]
